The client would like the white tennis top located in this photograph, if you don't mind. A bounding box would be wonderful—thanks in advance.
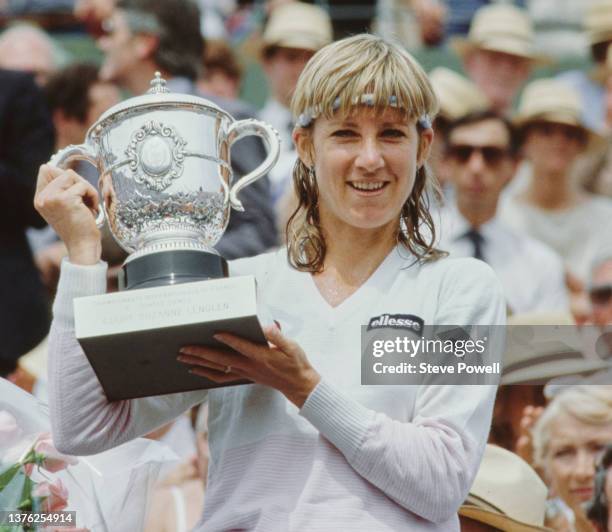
[48,247,505,531]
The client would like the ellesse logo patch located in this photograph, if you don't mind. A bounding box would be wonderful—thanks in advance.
[367,313,424,333]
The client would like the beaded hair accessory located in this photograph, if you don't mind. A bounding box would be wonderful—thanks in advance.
[296,94,432,130]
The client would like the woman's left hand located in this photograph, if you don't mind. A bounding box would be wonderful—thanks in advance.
[178,326,321,408]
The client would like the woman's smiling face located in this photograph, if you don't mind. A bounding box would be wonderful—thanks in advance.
[295,106,432,235]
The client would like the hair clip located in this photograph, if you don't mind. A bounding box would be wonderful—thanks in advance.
[417,114,432,130]
[296,113,312,128]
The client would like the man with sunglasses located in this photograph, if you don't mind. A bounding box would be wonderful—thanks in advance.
[437,110,569,315]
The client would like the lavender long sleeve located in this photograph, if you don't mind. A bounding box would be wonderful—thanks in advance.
[48,260,207,455]
[48,250,503,531]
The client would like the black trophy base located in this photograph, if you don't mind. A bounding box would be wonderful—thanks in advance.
[119,249,228,290]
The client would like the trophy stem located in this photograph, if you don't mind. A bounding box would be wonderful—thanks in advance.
[119,249,228,290]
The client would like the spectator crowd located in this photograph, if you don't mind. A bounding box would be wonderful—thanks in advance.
[1,0,612,530]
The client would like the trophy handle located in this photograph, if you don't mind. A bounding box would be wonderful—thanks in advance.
[225,119,280,211]
[49,144,105,228]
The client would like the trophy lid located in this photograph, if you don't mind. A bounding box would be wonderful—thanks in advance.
[91,72,232,134]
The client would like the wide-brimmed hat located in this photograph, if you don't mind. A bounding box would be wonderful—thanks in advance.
[452,4,546,64]
[459,445,551,531]
[502,312,612,385]
[514,78,606,149]
[262,2,332,54]
[585,0,612,46]
[429,67,490,120]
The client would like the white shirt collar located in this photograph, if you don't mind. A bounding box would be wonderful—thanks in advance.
[445,204,502,243]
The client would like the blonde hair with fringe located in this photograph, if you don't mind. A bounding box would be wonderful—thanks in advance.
[532,385,612,468]
[286,34,443,272]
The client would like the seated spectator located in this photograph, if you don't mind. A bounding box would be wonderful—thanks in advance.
[459,444,549,531]
[500,79,612,286]
[428,67,489,193]
[0,24,72,275]
[452,4,543,115]
[588,244,612,331]
[196,40,242,101]
[532,386,612,532]
[0,69,54,383]
[445,0,525,38]
[259,2,332,205]
[574,44,612,199]
[407,0,447,47]
[498,312,612,458]
[0,23,65,86]
[45,63,121,157]
[558,0,612,133]
[586,444,612,532]
[74,0,116,37]
[437,110,569,314]
[526,0,586,60]
[0,23,78,287]
[34,63,121,291]
[429,67,490,125]
[490,384,546,457]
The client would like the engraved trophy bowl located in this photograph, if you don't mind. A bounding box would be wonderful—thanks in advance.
[50,73,280,290]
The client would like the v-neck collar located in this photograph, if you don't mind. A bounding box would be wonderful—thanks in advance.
[301,245,409,326]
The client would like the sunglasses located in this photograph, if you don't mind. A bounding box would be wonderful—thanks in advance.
[590,284,612,306]
[528,122,588,144]
[446,144,509,167]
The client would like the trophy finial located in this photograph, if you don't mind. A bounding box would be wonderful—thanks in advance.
[147,72,170,94]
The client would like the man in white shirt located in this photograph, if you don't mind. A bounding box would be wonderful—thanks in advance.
[437,110,569,314]
[259,2,332,204]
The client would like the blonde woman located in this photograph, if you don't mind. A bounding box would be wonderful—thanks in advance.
[35,34,505,530]
[533,386,612,532]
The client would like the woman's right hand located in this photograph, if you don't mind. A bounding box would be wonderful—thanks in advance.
[34,164,102,265]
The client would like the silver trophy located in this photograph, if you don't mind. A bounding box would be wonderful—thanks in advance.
[50,73,280,290]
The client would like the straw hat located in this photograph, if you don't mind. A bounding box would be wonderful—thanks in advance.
[452,4,545,63]
[262,2,332,53]
[502,312,612,385]
[459,445,550,531]
[514,78,606,149]
[429,67,490,120]
[585,0,612,46]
